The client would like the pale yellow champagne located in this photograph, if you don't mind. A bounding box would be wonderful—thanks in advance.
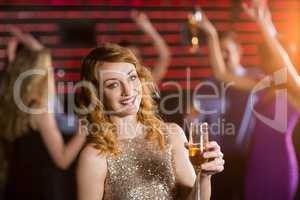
[189,146,207,166]
[188,122,209,168]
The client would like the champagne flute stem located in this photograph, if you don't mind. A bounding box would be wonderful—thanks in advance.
[195,173,201,200]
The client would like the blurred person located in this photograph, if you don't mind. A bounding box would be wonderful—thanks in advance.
[187,15,258,200]
[0,27,86,200]
[119,11,171,84]
[0,37,17,200]
[242,1,300,199]
[190,1,300,200]
[76,44,224,200]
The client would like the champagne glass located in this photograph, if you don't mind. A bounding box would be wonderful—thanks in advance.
[188,122,209,200]
[188,122,209,171]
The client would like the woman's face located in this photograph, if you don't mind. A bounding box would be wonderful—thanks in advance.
[97,62,142,117]
[220,38,241,70]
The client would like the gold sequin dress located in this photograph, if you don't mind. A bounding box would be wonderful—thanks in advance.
[103,133,176,200]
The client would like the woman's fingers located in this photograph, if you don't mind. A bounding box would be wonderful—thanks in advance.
[242,2,255,19]
[206,141,220,151]
[203,151,223,159]
[201,157,225,172]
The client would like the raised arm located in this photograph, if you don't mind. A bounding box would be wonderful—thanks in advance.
[242,0,300,102]
[77,145,107,200]
[7,25,44,51]
[131,11,171,84]
[7,25,44,64]
[7,37,17,63]
[192,12,258,91]
[9,26,86,169]
[33,112,86,169]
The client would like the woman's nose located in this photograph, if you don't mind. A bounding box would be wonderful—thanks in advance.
[121,81,132,97]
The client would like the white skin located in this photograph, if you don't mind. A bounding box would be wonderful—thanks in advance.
[77,62,225,200]
[8,26,86,169]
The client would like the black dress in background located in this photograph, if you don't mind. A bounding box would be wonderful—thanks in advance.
[4,128,75,200]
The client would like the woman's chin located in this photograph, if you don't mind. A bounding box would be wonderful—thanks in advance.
[113,105,139,117]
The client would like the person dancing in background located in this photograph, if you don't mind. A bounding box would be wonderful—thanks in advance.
[0,36,18,200]
[187,15,259,200]
[76,43,224,200]
[192,0,300,199]
[120,10,171,84]
[242,1,300,199]
[0,27,86,200]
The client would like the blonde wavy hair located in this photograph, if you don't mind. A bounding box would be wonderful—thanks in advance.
[78,43,167,156]
[0,48,51,142]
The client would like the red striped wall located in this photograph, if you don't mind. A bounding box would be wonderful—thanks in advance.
[0,0,299,93]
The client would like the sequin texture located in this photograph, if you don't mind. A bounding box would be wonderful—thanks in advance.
[103,134,176,200]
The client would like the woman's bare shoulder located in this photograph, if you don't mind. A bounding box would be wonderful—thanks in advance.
[164,123,187,144]
[79,144,106,165]
[77,144,107,199]
[78,144,107,177]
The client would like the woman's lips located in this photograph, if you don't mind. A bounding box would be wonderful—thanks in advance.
[120,96,136,105]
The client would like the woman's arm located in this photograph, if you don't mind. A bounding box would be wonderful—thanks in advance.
[9,26,86,169]
[167,123,224,200]
[7,25,44,51]
[193,12,258,91]
[242,0,300,102]
[131,11,171,84]
[77,145,107,200]
[33,111,86,170]
[7,37,17,63]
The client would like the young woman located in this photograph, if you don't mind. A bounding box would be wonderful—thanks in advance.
[242,1,300,200]
[0,27,86,200]
[76,44,224,200]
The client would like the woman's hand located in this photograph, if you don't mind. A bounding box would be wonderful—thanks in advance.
[242,0,277,37]
[242,0,271,23]
[185,141,225,177]
[130,10,154,33]
[200,141,225,177]
[189,11,217,36]
[7,25,44,51]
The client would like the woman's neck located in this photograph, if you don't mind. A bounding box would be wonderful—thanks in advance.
[109,115,142,139]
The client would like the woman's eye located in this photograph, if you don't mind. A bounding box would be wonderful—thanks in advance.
[129,75,137,81]
[107,82,119,89]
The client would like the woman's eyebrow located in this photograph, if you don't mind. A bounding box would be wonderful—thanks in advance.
[103,69,135,84]
[103,78,118,84]
[127,69,135,75]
